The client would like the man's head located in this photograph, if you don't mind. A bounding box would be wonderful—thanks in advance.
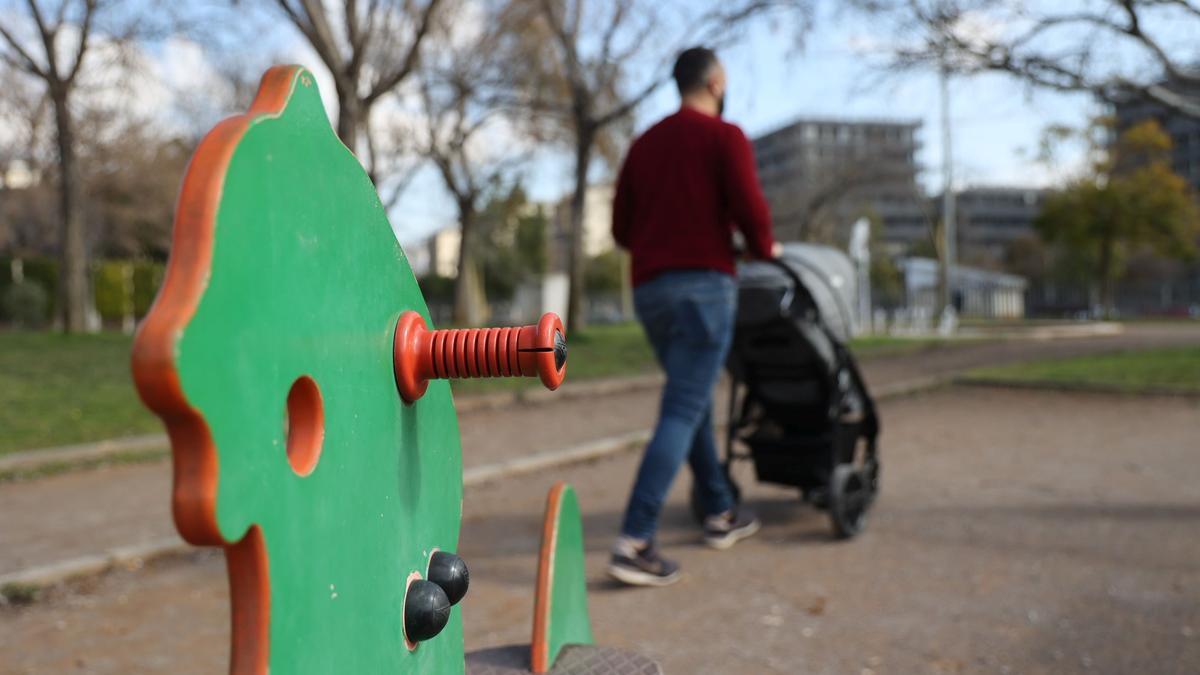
[673,47,726,117]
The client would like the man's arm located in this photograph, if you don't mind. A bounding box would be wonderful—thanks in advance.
[720,126,777,259]
[612,152,635,249]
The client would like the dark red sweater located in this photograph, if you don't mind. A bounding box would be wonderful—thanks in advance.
[612,107,776,286]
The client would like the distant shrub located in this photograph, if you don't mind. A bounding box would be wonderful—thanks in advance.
[93,260,165,321]
[0,257,58,322]
[20,258,58,318]
[132,261,164,317]
[418,274,456,305]
[94,261,131,321]
[2,282,49,328]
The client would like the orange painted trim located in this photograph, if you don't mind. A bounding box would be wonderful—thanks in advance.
[530,481,567,674]
[129,64,304,675]
[227,526,270,675]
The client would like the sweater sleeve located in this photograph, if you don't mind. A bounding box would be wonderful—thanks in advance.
[720,125,776,259]
[612,150,635,249]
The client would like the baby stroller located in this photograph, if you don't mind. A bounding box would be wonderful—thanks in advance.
[692,244,881,538]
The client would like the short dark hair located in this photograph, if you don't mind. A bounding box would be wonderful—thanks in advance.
[673,47,718,95]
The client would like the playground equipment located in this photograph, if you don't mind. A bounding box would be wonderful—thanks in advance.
[131,65,659,674]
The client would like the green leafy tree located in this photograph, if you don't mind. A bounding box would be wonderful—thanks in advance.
[474,184,549,304]
[515,207,548,278]
[860,214,899,309]
[583,249,623,295]
[1035,119,1199,316]
[870,255,903,310]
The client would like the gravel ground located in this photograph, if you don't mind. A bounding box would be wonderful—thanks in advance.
[3,386,1198,674]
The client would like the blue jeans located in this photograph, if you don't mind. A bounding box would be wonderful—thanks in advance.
[620,270,737,540]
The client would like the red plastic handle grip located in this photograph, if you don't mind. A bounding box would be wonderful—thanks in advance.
[393,311,567,403]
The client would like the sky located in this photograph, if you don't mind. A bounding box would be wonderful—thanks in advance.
[388,5,1099,245]
[0,2,1101,247]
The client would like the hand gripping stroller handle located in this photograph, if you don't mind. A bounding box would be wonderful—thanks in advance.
[762,256,806,292]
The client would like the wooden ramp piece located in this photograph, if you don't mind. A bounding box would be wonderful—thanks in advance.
[463,483,663,674]
[532,482,594,673]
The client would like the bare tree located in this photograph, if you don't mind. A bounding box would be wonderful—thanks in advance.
[270,0,444,181]
[81,109,192,259]
[859,0,1200,118]
[0,0,112,331]
[0,65,54,259]
[507,0,809,329]
[416,0,527,325]
[0,64,50,175]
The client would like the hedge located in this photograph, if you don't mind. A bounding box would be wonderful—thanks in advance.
[0,256,164,324]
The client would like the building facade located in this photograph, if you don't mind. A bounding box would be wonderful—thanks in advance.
[546,184,616,274]
[424,227,462,278]
[930,187,1048,266]
[899,257,1027,319]
[752,117,927,248]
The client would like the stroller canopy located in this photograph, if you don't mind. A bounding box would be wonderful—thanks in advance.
[738,243,859,342]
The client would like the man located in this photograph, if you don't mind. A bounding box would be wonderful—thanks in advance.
[608,46,780,586]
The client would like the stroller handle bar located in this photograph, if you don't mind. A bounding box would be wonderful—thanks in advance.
[760,255,814,319]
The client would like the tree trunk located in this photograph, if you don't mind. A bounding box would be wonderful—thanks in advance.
[51,87,92,333]
[932,217,948,317]
[565,127,594,331]
[452,207,487,326]
[335,80,362,155]
[1097,233,1115,319]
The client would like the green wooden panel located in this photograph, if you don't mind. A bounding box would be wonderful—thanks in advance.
[173,68,464,673]
[546,485,594,666]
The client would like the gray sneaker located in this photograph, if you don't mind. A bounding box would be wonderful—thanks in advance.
[703,508,761,550]
[607,539,681,587]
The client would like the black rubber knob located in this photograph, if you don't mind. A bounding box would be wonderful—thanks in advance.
[427,551,470,605]
[404,579,450,643]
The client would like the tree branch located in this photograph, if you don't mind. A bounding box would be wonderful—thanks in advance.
[364,0,442,105]
[594,75,663,128]
[876,0,1200,119]
[0,20,47,78]
[66,0,99,84]
[25,0,61,80]
[274,0,344,83]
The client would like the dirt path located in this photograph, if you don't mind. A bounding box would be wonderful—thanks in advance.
[4,386,1199,674]
[2,323,1197,578]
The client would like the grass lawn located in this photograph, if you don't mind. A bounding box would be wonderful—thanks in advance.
[0,324,661,454]
[0,323,976,454]
[0,332,161,455]
[965,345,1200,394]
[846,334,962,359]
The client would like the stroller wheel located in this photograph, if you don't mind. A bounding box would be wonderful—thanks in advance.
[689,477,742,525]
[828,464,872,539]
